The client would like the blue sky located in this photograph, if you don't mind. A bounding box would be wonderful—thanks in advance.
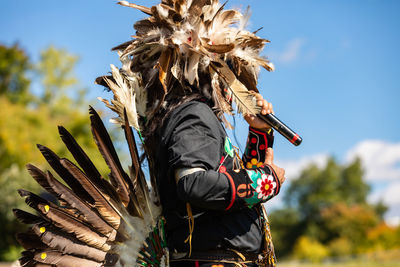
[2,0,400,223]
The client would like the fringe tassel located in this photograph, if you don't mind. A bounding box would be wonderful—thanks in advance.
[184,203,194,257]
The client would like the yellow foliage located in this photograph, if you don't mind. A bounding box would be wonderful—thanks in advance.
[0,96,108,173]
[328,237,352,257]
[366,223,400,251]
[293,236,329,262]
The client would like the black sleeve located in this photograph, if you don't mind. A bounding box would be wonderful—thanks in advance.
[167,102,280,211]
[167,102,230,210]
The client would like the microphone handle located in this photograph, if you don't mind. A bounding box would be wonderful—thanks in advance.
[258,113,302,146]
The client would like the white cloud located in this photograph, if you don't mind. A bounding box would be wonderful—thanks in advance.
[346,140,400,225]
[345,140,400,181]
[276,153,329,180]
[369,181,400,206]
[277,38,306,64]
[369,181,400,226]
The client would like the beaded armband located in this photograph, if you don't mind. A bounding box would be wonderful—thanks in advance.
[221,165,281,210]
[243,127,274,169]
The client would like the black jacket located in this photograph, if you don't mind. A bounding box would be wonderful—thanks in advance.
[154,101,280,254]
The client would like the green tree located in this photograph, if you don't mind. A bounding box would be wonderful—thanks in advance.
[270,157,386,260]
[0,43,31,103]
[269,208,302,257]
[0,44,108,261]
[338,157,369,204]
[37,45,79,105]
[320,203,379,253]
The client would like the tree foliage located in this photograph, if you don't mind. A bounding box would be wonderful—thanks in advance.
[270,157,394,261]
[0,44,31,103]
[0,43,108,260]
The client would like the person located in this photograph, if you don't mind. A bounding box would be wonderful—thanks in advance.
[13,1,288,266]
[102,0,287,265]
[150,92,285,267]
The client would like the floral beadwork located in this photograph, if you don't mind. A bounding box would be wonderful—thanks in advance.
[223,166,281,210]
[256,173,277,200]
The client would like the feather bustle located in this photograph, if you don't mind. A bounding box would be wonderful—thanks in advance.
[43,169,117,238]
[31,224,107,262]
[36,144,94,204]
[58,126,120,203]
[89,107,132,207]
[58,158,122,230]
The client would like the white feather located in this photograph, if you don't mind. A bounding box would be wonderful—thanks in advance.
[156,5,169,19]
[101,64,141,130]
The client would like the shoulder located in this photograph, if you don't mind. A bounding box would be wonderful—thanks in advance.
[172,101,215,119]
[161,101,224,144]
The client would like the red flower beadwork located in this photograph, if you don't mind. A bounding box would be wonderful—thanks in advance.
[256,174,276,200]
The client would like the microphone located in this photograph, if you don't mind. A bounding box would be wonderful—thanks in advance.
[258,113,302,146]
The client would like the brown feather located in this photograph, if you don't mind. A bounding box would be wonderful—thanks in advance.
[13,208,44,225]
[36,203,111,251]
[37,144,94,204]
[33,250,102,267]
[16,232,47,250]
[117,1,152,15]
[43,170,117,238]
[89,107,131,207]
[202,42,234,54]
[58,125,120,203]
[26,164,58,198]
[58,158,122,230]
[210,60,260,115]
[31,224,107,262]
[134,19,157,36]
[156,47,173,92]
[123,110,151,214]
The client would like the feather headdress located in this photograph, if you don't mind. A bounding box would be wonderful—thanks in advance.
[97,0,274,131]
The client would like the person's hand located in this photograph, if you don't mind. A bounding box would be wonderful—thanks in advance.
[264,147,285,185]
[244,93,273,131]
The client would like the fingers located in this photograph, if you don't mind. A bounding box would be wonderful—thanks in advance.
[254,93,273,115]
[245,94,274,130]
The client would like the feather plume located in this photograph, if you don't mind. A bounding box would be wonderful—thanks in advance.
[210,60,260,115]
[98,0,274,127]
[98,64,142,130]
